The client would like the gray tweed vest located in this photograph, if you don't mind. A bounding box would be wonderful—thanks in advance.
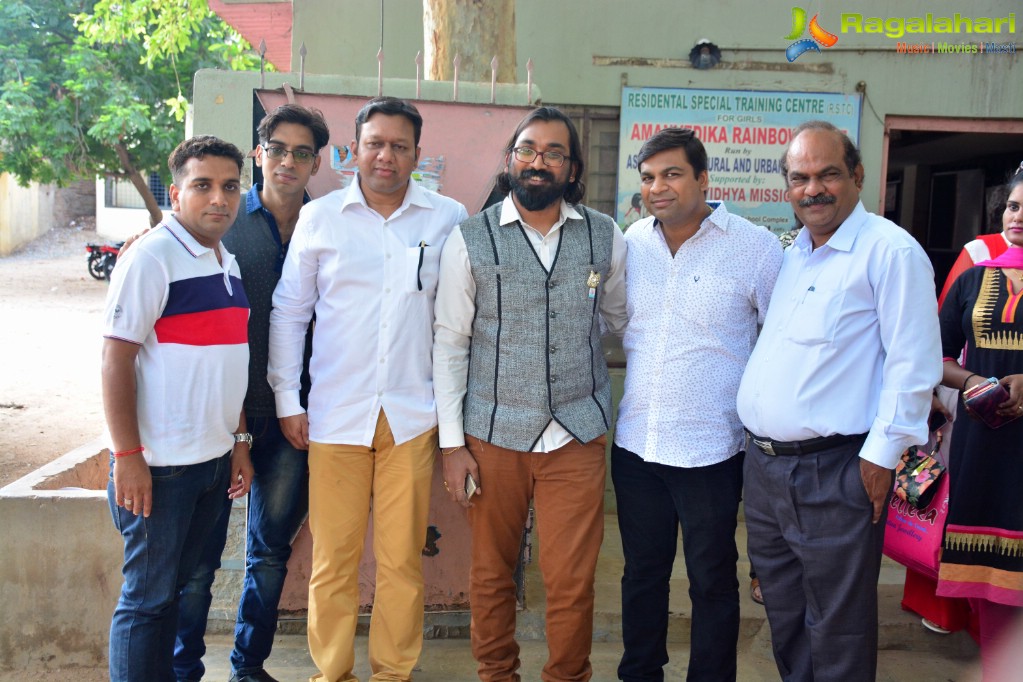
[461,202,614,451]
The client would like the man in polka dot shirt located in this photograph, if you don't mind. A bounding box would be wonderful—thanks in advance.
[612,127,782,682]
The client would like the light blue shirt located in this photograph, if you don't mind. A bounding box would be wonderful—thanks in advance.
[736,201,942,469]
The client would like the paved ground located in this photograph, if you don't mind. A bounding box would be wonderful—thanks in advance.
[0,513,988,681]
[0,228,999,681]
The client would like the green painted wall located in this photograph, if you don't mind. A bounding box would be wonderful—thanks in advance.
[277,0,1021,213]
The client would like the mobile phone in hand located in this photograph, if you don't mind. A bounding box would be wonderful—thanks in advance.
[928,411,948,432]
[464,473,479,498]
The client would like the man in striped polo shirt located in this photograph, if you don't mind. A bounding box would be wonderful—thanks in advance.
[102,135,255,682]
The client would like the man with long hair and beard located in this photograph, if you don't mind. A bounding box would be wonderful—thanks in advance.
[433,106,627,681]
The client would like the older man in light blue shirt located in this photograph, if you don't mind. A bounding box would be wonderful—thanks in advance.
[736,120,941,682]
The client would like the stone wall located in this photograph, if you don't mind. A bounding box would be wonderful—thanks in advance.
[53,179,96,228]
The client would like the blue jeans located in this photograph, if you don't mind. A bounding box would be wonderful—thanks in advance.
[611,444,744,682]
[107,453,232,682]
[174,416,309,679]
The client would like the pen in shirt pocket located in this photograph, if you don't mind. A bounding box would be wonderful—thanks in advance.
[417,240,428,291]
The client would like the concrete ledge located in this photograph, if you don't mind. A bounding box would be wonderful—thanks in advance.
[0,440,119,671]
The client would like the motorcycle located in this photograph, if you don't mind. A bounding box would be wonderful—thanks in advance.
[85,241,124,281]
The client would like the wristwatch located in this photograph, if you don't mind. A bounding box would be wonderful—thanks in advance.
[234,432,253,447]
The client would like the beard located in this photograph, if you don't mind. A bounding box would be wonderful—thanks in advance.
[509,168,568,212]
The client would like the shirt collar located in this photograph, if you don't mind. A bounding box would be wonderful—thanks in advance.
[703,202,730,232]
[342,175,432,215]
[244,184,264,215]
[247,182,311,215]
[498,196,582,227]
[163,214,213,258]
[792,200,867,254]
[652,202,726,237]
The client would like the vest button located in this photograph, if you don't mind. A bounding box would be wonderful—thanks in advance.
[550,375,557,383]
[549,345,557,354]
[549,311,557,318]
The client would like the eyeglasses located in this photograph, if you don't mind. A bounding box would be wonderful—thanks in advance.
[511,147,570,168]
[263,146,317,164]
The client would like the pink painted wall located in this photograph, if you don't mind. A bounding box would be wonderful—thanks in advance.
[260,92,538,611]
[257,91,538,214]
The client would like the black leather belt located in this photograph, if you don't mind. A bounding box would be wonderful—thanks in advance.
[745,431,867,457]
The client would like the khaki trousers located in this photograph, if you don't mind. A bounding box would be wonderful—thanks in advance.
[307,411,437,682]
[466,434,606,682]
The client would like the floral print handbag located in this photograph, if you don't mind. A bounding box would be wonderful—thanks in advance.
[893,430,946,509]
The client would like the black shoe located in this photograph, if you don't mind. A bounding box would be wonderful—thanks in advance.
[228,671,280,682]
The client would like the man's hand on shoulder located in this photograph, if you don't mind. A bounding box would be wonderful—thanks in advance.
[117,227,153,258]
[280,413,310,450]
[860,458,894,524]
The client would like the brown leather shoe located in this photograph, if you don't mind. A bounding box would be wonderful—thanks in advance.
[750,577,764,605]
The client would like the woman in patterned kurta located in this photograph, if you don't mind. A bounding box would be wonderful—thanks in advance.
[936,169,1023,673]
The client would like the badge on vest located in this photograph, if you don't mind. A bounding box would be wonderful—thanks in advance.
[587,270,600,299]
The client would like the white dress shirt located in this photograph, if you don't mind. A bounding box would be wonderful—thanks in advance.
[736,201,942,469]
[269,177,468,446]
[433,196,628,451]
[615,205,782,467]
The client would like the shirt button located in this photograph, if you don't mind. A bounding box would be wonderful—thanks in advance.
[378,390,384,396]
[380,358,386,363]
[385,287,391,293]
[386,253,392,259]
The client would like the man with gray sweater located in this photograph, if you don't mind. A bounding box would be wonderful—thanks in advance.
[434,106,627,682]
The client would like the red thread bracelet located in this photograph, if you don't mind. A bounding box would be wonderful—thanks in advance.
[113,446,144,458]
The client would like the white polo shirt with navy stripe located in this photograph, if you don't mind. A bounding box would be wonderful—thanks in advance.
[103,215,250,466]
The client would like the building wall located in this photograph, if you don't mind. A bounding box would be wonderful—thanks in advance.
[0,174,55,256]
[94,178,162,241]
[282,0,1022,212]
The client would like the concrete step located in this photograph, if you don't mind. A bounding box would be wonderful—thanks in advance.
[192,632,979,682]
[206,513,979,668]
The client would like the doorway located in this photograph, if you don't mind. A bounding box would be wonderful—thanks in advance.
[881,116,1023,291]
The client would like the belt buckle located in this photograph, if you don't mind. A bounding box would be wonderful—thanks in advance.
[752,437,776,456]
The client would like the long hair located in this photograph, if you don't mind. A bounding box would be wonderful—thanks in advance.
[495,106,586,205]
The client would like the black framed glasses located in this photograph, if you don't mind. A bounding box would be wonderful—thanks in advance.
[263,145,317,164]
[511,147,570,168]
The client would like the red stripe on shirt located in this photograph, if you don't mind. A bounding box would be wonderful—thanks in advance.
[154,307,249,346]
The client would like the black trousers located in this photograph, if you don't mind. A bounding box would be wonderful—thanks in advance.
[612,444,743,682]
[745,436,890,682]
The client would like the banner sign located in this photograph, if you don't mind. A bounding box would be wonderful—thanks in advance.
[616,87,862,231]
